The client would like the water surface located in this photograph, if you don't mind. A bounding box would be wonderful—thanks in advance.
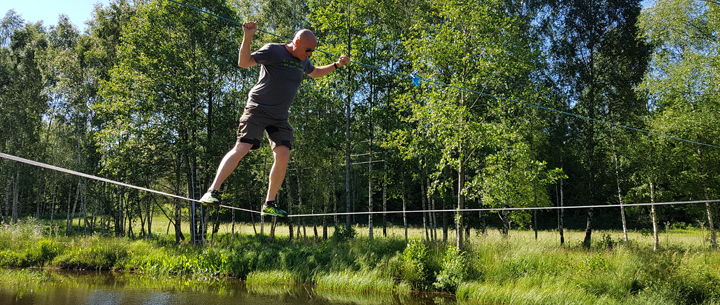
[0,269,461,305]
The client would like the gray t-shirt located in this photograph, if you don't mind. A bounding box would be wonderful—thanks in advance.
[246,43,315,119]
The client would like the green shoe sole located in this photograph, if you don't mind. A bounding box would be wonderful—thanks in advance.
[261,208,287,217]
[200,201,220,208]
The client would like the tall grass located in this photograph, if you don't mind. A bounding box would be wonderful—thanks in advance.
[314,269,402,293]
[2,218,720,304]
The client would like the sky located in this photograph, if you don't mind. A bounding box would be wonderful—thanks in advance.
[1,0,111,32]
[2,0,655,33]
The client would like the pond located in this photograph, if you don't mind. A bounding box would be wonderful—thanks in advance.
[0,269,463,305]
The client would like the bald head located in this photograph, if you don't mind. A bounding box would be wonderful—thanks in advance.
[294,29,316,44]
[287,29,317,61]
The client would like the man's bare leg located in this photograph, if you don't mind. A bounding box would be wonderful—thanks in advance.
[266,145,290,202]
[208,142,254,191]
[260,145,290,217]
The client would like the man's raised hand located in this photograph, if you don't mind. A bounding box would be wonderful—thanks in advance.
[243,21,258,36]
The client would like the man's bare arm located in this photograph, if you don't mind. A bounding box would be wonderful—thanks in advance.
[238,21,258,68]
[308,55,351,78]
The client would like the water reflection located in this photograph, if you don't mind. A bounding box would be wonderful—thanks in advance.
[0,270,462,305]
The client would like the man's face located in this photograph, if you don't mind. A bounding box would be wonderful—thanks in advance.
[295,38,317,61]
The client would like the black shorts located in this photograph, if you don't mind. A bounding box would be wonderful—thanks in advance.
[236,106,293,150]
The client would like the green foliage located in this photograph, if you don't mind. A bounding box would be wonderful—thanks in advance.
[54,241,129,270]
[26,240,62,266]
[597,233,616,250]
[0,217,44,239]
[2,1,720,303]
[0,230,720,303]
[400,239,428,285]
[331,225,356,243]
[247,270,299,285]
[315,269,399,293]
[433,245,465,292]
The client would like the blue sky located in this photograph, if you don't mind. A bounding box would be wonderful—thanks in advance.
[3,0,654,33]
[1,0,111,32]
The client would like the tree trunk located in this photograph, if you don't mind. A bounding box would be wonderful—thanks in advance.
[479,198,486,235]
[12,169,19,224]
[420,166,428,241]
[502,150,511,236]
[651,180,659,251]
[270,216,277,239]
[533,179,537,239]
[231,209,236,240]
[698,147,717,250]
[82,181,88,236]
[126,192,134,238]
[66,188,72,235]
[261,212,265,236]
[531,130,538,240]
[38,175,47,219]
[146,194,152,238]
[368,146,373,240]
[383,162,387,237]
[402,182,408,244]
[705,190,717,250]
[49,182,56,230]
[313,222,318,242]
[559,175,565,245]
[303,222,307,240]
[287,174,294,242]
[457,161,464,250]
[611,140,628,242]
[4,173,10,225]
[0,168,3,224]
[296,171,306,240]
[443,186,448,243]
[345,12,352,229]
[583,208,594,248]
[138,194,146,237]
[430,178,437,241]
[68,180,81,235]
[333,171,338,227]
[174,198,184,242]
[323,190,328,240]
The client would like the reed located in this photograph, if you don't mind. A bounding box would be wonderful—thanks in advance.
[2,218,720,304]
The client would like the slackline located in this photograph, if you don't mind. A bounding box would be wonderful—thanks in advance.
[2,152,718,219]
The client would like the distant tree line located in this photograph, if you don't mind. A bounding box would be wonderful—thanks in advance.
[1,0,718,250]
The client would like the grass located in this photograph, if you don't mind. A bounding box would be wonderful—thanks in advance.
[2,217,720,304]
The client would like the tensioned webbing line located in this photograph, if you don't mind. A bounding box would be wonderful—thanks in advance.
[289,199,720,218]
[5,3,718,220]
[2,152,719,219]
[166,0,720,150]
[0,152,259,214]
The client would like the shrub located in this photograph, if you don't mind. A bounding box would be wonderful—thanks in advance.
[26,240,62,266]
[0,249,25,267]
[433,245,466,292]
[0,217,44,239]
[400,239,428,285]
[596,233,615,250]
[54,242,128,270]
[331,225,356,243]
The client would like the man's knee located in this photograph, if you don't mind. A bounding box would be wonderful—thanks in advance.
[273,145,290,161]
[231,142,253,155]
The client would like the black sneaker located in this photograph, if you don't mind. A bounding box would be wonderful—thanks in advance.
[199,190,220,207]
[261,201,287,217]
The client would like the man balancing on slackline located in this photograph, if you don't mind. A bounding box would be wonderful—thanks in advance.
[199,21,351,217]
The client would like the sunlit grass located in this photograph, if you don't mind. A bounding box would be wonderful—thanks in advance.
[36,211,715,252]
[314,269,404,293]
[3,217,720,304]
